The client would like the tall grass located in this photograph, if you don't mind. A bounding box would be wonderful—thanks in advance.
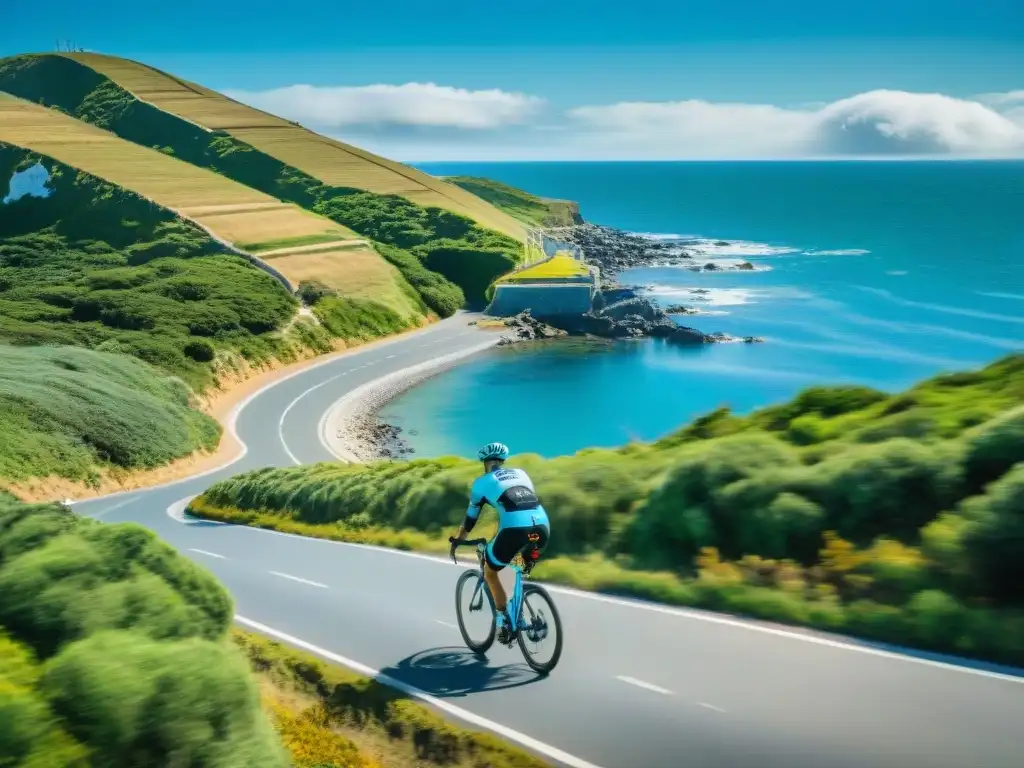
[194,354,1024,665]
[0,345,220,483]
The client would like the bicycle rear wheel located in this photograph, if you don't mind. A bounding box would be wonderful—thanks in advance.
[455,570,496,653]
[516,583,563,674]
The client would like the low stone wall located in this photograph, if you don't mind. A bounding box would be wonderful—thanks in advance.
[486,283,594,316]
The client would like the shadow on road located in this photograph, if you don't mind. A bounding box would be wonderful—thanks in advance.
[378,646,543,698]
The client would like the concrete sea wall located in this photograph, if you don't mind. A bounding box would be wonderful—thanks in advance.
[486,283,594,316]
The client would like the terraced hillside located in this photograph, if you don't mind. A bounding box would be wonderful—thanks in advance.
[0,92,421,319]
[0,94,336,250]
[63,52,527,242]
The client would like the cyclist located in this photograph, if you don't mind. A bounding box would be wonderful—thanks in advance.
[450,441,550,643]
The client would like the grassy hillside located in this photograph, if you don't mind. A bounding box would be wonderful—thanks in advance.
[0,92,345,252]
[0,345,220,485]
[193,354,1024,665]
[446,176,582,227]
[0,145,305,390]
[1,144,439,392]
[0,84,425,321]
[0,496,551,768]
[0,53,522,314]
[62,52,527,242]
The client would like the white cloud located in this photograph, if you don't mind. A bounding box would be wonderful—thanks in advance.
[568,89,1024,159]
[974,90,1024,107]
[975,90,1024,127]
[223,81,1024,160]
[224,83,544,130]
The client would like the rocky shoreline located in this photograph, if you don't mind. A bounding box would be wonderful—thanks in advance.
[493,222,764,346]
[545,223,756,275]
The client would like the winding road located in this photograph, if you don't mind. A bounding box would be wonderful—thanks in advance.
[72,313,1024,768]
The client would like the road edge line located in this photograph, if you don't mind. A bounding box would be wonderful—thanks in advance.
[234,615,605,768]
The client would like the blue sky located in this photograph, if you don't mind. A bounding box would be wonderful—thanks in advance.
[3,0,1023,160]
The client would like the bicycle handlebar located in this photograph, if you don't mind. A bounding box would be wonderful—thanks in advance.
[449,537,488,547]
[448,536,487,563]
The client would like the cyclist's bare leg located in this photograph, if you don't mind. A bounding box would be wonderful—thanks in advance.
[483,561,507,612]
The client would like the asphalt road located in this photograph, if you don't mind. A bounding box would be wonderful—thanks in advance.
[72,312,1024,768]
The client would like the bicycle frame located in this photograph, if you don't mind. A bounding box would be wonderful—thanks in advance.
[455,540,529,633]
[464,543,525,629]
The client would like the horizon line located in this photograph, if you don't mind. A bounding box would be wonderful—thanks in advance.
[407,156,1024,164]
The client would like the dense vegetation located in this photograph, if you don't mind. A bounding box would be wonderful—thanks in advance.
[0,345,220,484]
[445,176,581,227]
[0,146,305,391]
[0,54,523,313]
[0,496,549,767]
[0,497,286,766]
[193,354,1024,665]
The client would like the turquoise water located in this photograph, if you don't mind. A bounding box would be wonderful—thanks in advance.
[382,161,1024,459]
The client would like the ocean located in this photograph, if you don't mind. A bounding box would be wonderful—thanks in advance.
[380,161,1024,459]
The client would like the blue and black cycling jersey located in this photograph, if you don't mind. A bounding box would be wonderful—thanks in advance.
[463,466,550,533]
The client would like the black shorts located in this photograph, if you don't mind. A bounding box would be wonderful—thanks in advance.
[485,524,550,571]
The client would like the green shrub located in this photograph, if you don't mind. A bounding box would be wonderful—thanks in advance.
[373,242,464,317]
[419,244,516,308]
[41,631,286,768]
[814,439,962,543]
[629,434,802,566]
[962,406,1024,493]
[0,496,285,767]
[961,464,1024,601]
[0,500,232,657]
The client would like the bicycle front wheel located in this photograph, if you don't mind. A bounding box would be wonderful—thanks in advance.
[516,583,563,674]
[455,570,496,653]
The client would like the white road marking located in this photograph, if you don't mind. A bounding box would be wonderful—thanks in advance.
[278,371,350,465]
[385,354,396,359]
[616,676,673,695]
[165,497,1024,685]
[269,571,328,589]
[234,616,605,768]
[697,702,727,713]
[87,495,139,520]
[435,620,458,629]
[168,496,228,526]
[189,548,226,559]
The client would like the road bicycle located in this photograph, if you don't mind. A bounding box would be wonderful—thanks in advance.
[449,536,563,674]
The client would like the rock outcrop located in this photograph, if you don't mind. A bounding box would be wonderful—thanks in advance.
[547,224,690,276]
